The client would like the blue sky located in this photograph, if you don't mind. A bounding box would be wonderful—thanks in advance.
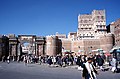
[0,0,120,36]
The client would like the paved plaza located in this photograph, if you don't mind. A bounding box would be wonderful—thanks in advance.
[0,62,120,79]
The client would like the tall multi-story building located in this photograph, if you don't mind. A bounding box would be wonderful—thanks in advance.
[77,10,106,39]
[64,10,113,55]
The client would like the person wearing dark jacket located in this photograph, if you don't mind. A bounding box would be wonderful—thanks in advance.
[82,57,98,79]
[96,55,104,70]
[76,56,82,66]
[47,56,52,66]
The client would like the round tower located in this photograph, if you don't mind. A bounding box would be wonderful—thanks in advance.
[46,35,58,56]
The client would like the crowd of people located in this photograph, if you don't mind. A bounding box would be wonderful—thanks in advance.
[1,53,116,69]
[1,52,119,79]
[22,54,75,67]
[0,53,116,67]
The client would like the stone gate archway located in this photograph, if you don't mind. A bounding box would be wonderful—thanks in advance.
[8,34,45,61]
[18,35,36,55]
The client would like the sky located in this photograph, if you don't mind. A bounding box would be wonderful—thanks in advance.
[0,0,120,36]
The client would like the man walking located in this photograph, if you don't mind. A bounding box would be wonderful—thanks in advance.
[82,57,98,79]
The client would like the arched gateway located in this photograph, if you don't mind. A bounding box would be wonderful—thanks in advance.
[9,35,45,61]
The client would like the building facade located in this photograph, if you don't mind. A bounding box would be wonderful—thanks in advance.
[77,10,106,38]
[62,10,114,55]
[17,35,46,59]
[114,19,120,47]
[0,34,46,61]
[108,19,120,47]
[107,19,120,61]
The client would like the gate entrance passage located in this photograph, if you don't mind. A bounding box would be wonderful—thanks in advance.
[8,35,45,61]
[18,35,36,55]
